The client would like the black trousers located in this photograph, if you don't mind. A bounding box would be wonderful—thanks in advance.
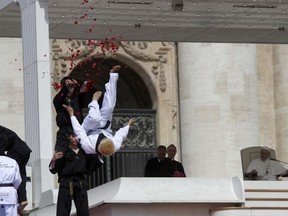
[57,178,89,216]
[7,149,30,203]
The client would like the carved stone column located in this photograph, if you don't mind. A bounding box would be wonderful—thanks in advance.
[178,43,259,178]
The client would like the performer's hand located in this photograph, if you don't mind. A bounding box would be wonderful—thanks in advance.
[128,117,136,126]
[111,65,121,73]
[65,79,76,87]
[249,169,257,177]
[63,104,74,116]
[92,91,102,101]
[80,81,89,93]
[53,151,63,161]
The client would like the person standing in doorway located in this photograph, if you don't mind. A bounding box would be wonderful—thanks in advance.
[161,144,186,177]
[144,145,167,177]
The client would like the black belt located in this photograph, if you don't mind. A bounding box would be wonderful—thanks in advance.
[95,133,106,155]
[99,121,110,130]
[61,174,85,179]
[87,121,110,135]
[0,183,13,187]
[69,177,84,199]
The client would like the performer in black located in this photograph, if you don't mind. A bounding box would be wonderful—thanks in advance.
[144,145,167,177]
[0,125,32,214]
[53,77,88,153]
[49,129,89,216]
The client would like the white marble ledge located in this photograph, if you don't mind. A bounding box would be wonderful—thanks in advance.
[88,177,245,207]
[211,207,288,216]
[244,180,288,190]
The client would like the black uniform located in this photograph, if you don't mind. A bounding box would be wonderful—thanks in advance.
[0,125,32,203]
[53,78,85,152]
[49,147,89,216]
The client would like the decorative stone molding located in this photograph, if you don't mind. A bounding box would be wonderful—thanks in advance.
[112,110,156,149]
[120,41,173,92]
[52,40,175,94]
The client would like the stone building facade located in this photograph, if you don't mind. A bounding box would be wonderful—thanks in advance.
[1,38,288,190]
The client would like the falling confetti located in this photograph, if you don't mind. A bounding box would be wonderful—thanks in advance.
[49,0,128,88]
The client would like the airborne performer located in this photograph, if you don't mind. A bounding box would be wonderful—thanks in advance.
[63,65,135,160]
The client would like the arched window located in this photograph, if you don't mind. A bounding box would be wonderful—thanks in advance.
[69,58,152,109]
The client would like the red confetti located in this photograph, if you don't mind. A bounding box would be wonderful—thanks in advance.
[52,82,62,89]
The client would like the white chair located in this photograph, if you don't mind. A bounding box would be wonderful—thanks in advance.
[240,146,276,180]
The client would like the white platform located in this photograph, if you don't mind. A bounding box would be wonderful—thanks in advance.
[87,177,244,204]
[26,177,244,216]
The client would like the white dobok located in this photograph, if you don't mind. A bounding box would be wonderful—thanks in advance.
[0,155,22,216]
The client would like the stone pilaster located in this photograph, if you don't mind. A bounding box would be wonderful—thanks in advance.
[19,0,54,206]
[256,45,276,150]
[272,45,288,161]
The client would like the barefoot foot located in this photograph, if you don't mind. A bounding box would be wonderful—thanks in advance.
[93,91,102,101]
[111,65,121,73]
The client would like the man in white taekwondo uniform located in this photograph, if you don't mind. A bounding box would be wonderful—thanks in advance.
[64,65,135,158]
[0,154,22,216]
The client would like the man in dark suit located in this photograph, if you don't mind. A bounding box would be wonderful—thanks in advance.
[144,145,167,177]
[163,144,186,177]
[0,125,32,214]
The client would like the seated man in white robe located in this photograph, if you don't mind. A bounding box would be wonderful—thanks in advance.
[0,152,22,216]
[245,147,288,180]
[63,65,135,158]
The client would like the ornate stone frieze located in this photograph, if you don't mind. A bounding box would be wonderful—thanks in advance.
[112,110,157,149]
[52,39,175,93]
[120,41,174,92]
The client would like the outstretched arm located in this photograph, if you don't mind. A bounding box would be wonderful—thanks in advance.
[63,104,96,154]
[128,118,136,126]
[112,118,135,153]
